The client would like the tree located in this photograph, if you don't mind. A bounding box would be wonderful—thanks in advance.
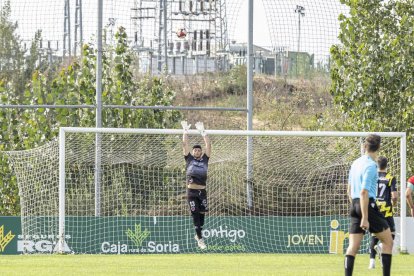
[0,1,26,96]
[0,25,181,215]
[330,0,414,173]
[0,1,26,215]
[102,26,180,128]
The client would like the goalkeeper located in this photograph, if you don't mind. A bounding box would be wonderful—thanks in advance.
[368,156,397,269]
[181,121,211,250]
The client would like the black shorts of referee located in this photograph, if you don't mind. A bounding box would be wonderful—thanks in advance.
[385,216,396,233]
[349,198,389,234]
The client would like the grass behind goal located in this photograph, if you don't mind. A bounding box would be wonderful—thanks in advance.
[1,254,413,275]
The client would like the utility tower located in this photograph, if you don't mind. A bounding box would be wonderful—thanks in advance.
[74,0,83,56]
[131,0,158,74]
[131,0,229,74]
[63,0,83,57]
[215,0,228,51]
[63,0,71,57]
[158,0,168,72]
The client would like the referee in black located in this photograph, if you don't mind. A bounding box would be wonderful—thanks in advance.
[345,134,393,276]
[181,121,211,250]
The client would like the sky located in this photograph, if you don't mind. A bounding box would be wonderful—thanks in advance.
[1,0,349,62]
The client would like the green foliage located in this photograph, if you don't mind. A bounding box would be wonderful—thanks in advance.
[331,0,414,173]
[0,1,24,85]
[287,52,315,78]
[102,26,181,128]
[0,1,28,215]
[0,22,180,215]
[224,65,247,94]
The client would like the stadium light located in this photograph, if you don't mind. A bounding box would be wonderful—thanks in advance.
[294,5,305,52]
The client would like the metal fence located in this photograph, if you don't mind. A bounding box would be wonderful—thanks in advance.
[1,0,348,76]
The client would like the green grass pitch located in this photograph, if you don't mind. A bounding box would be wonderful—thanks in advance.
[1,254,413,275]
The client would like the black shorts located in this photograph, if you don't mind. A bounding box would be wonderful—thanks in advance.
[349,198,389,234]
[187,188,208,213]
[385,216,396,233]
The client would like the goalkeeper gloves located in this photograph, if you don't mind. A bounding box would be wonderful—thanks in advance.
[181,121,191,133]
[195,121,207,137]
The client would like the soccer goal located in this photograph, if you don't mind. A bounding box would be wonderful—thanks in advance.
[6,127,407,254]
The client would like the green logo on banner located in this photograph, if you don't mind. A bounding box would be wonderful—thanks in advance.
[126,224,150,247]
[0,225,15,252]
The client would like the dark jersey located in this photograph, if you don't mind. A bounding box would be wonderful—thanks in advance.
[376,172,397,217]
[185,154,209,186]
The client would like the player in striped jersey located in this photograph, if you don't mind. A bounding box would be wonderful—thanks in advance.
[368,156,397,269]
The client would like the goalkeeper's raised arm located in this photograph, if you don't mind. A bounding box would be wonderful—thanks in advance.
[181,120,191,155]
[195,121,211,157]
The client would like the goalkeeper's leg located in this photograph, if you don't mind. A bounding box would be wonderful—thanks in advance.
[192,212,203,239]
[187,189,206,249]
[191,211,207,249]
[199,189,208,228]
[187,191,202,238]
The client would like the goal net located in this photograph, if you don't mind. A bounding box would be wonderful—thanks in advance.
[6,128,407,254]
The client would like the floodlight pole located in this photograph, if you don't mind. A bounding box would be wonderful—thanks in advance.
[295,5,305,52]
[246,0,254,212]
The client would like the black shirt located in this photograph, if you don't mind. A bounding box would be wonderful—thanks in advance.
[376,172,397,216]
[184,154,209,186]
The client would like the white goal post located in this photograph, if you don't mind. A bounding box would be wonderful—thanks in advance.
[55,127,407,254]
